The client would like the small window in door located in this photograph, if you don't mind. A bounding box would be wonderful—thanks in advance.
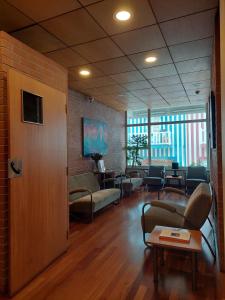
[22,90,43,124]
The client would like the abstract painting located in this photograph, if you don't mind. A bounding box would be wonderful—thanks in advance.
[82,118,109,156]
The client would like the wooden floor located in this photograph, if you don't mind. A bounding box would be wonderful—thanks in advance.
[1,189,225,300]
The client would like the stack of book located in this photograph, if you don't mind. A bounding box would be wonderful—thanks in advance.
[159,228,191,243]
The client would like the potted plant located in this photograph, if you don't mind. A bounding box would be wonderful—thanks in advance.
[126,134,148,167]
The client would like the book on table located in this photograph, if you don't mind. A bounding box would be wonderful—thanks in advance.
[159,228,191,243]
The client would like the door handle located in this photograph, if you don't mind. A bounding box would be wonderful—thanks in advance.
[10,161,21,175]
[8,159,23,178]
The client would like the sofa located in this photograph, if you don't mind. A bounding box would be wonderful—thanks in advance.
[69,172,121,222]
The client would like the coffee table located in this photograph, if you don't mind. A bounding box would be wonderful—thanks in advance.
[165,175,183,188]
[147,226,202,290]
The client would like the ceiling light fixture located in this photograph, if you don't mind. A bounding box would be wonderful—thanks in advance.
[79,69,91,76]
[115,10,131,21]
[145,56,157,63]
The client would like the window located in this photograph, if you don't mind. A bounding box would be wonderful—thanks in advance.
[127,110,148,125]
[151,122,207,167]
[126,126,148,167]
[126,106,207,167]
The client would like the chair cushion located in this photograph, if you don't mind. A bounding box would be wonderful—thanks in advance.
[70,188,120,213]
[143,177,164,186]
[186,178,206,187]
[142,202,185,233]
[187,166,206,180]
[149,166,164,177]
[184,183,211,229]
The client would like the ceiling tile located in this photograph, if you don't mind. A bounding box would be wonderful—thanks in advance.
[186,87,210,97]
[86,0,156,35]
[176,57,211,74]
[0,0,34,32]
[93,57,136,75]
[46,48,88,67]
[160,9,216,46]
[129,47,172,70]
[80,0,101,5]
[189,95,208,101]
[7,0,81,22]
[169,38,213,62]
[121,80,152,91]
[110,71,145,83]
[167,96,190,102]
[70,76,116,89]
[140,94,165,104]
[12,25,65,53]
[180,70,211,83]
[161,90,187,99]
[41,9,106,46]
[141,64,177,79]
[183,79,211,90]
[156,83,184,94]
[132,88,158,97]
[149,75,181,87]
[168,101,190,106]
[128,102,148,109]
[112,25,165,55]
[151,0,218,22]
[88,84,126,95]
[69,64,104,81]
[72,38,123,62]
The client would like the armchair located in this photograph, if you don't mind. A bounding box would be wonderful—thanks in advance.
[141,183,215,259]
[186,166,207,194]
[143,165,165,198]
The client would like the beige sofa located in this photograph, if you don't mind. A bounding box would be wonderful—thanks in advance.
[69,172,121,222]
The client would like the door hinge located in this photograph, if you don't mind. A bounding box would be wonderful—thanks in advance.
[66,229,69,240]
[66,166,68,176]
[65,104,67,114]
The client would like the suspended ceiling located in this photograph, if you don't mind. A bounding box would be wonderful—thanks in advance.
[0,0,218,111]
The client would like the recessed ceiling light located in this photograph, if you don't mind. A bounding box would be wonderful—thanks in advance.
[115,10,131,21]
[79,69,91,76]
[145,56,157,63]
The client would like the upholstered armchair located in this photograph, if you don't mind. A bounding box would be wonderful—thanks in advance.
[143,165,165,197]
[141,183,215,259]
[186,166,207,194]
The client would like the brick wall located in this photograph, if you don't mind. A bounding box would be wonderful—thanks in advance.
[0,31,67,293]
[210,15,225,271]
[68,89,125,176]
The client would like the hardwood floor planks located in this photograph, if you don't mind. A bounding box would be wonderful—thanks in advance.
[0,190,222,300]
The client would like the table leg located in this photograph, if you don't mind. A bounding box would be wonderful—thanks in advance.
[153,246,158,284]
[192,252,197,290]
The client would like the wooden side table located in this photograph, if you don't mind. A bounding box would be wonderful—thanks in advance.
[147,226,202,290]
[94,170,115,188]
[165,175,183,188]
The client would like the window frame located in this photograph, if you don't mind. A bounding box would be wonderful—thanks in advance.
[125,106,208,168]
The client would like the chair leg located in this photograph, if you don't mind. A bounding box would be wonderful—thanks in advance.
[143,232,151,247]
[201,232,216,261]
[207,217,214,230]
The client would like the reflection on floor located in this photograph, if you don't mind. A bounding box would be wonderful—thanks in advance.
[1,189,224,300]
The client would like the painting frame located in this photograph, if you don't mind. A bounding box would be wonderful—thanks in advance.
[82,117,109,157]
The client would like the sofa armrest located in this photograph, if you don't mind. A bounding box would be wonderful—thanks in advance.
[69,188,94,221]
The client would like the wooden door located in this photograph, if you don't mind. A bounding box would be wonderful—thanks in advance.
[8,69,68,295]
